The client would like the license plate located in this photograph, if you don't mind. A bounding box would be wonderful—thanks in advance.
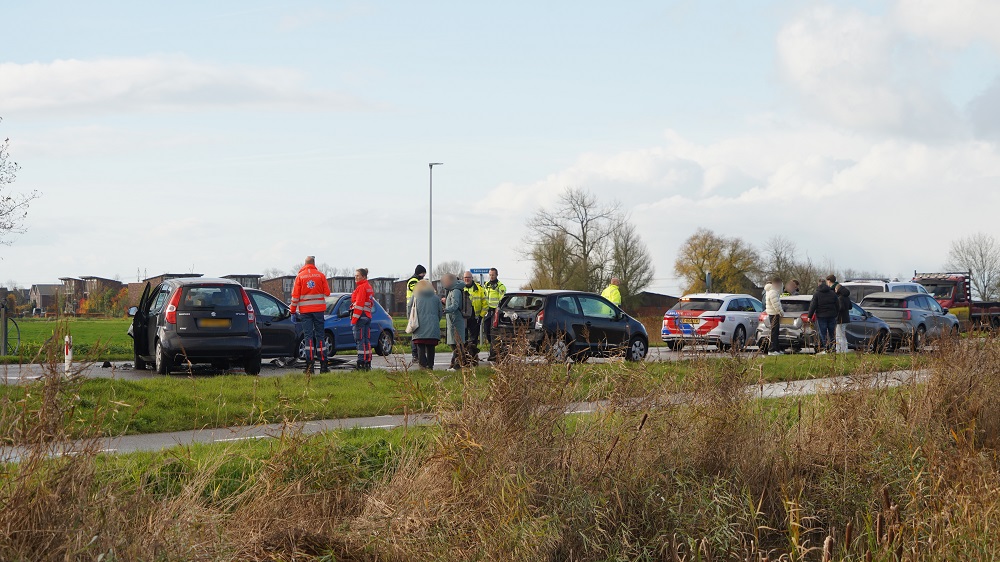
[680,318,700,325]
[780,318,796,325]
[198,318,231,328]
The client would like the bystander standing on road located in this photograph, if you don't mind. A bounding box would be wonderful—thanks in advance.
[783,279,800,296]
[350,268,375,371]
[441,273,467,370]
[482,267,506,362]
[764,276,784,356]
[290,256,331,374]
[808,278,840,355]
[405,265,427,361]
[601,277,622,306]
[463,271,486,365]
[829,275,851,353]
[407,279,443,369]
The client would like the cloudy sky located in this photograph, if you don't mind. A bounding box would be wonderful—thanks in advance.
[2,0,999,295]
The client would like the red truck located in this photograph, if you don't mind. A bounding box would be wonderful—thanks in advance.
[912,271,1000,330]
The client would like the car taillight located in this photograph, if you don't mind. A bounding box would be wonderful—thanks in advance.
[705,315,725,322]
[240,288,256,323]
[800,313,811,323]
[903,310,911,320]
[535,310,544,330]
[164,289,182,324]
[758,312,768,322]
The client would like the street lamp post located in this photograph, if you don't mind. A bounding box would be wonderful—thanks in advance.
[428,162,443,280]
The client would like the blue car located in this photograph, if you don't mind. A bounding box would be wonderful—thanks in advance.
[296,293,396,360]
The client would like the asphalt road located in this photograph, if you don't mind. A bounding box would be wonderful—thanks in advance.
[0,369,919,463]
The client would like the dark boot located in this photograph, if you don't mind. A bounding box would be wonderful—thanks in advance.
[302,361,314,374]
[319,359,330,373]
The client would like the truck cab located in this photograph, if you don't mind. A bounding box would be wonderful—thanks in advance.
[913,272,1000,330]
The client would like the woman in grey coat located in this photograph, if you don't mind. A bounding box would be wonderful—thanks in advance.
[407,279,444,369]
[441,273,467,370]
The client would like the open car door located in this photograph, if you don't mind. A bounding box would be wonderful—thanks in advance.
[130,282,152,359]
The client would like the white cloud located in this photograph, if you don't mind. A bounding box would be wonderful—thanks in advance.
[894,0,1000,51]
[0,56,373,115]
[776,5,962,138]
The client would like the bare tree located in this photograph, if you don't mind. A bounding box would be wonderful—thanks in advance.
[762,236,798,281]
[947,232,1000,301]
[433,260,465,281]
[525,231,579,289]
[0,123,39,245]
[526,187,621,292]
[610,220,654,309]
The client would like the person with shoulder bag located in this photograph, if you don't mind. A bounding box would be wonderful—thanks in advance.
[407,279,443,369]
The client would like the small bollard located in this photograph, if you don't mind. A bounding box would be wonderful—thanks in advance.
[64,335,73,375]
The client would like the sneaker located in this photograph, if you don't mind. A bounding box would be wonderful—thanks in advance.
[446,367,457,372]
[816,351,827,356]
[768,351,784,356]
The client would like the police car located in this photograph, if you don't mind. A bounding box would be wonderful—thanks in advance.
[661,293,764,351]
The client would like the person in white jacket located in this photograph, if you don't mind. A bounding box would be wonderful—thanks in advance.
[764,277,785,356]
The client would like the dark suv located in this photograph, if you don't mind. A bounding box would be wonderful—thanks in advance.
[493,290,648,362]
[129,278,262,374]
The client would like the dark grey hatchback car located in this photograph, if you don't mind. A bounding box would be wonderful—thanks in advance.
[129,278,262,374]
[493,290,649,362]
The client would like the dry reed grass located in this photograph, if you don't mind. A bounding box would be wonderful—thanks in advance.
[2,326,1000,560]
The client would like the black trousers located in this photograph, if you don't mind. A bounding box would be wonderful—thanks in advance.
[768,315,781,352]
[415,343,436,369]
[483,309,497,358]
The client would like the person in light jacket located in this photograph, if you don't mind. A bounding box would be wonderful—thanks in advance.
[407,278,443,369]
[441,273,467,370]
[764,276,784,356]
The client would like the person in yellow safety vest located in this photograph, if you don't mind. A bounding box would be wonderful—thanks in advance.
[462,271,487,365]
[405,264,427,360]
[482,267,507,362]
[601,277,622,306]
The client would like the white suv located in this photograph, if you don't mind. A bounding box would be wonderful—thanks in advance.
[661,293,764,350]
[841,280,928,303]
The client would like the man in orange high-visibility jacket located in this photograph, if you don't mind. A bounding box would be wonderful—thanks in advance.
[290,256,331,374]
[350,267,375,371]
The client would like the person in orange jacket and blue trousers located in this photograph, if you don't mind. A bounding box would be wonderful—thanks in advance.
[290,256,331,374]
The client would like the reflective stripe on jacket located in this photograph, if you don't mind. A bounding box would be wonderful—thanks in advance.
[290,264,331,314]
[350,278,374,324]
[484,280,506,310]
[464,282,487,317]
[405,276,420,306]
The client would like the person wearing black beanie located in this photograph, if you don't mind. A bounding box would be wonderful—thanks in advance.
[406,265,427,360]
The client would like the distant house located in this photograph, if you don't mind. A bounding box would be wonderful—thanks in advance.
[261,275,296,304]
[81,276,124,297]
[126,273,203,307]
[29,284,62,312]
[58,277,87,313]
[222,274,263,289]
[629,291,680,318]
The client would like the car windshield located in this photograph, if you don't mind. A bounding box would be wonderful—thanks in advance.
[179,286,243,310]
[781,300,811,313]
[672,298,723,312]
[503,295,546,311]
[861,297,906,309]
[919,282,955,299]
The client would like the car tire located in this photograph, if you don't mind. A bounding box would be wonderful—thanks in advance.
[729,326,747,352]
[550,339,572,363]
[134,351,147,371]
[154,340,171,375]
[666,340,684,351]
[244,354,261,375]
[376,330,394,357]
[325,332,335,359]
[626,336,648,362]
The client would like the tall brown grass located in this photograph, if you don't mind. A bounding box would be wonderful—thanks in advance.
[2,328,1000,560]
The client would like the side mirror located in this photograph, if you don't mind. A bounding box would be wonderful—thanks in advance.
[942,307,949,314]
[338,308,351,318]
[128,306,138,317]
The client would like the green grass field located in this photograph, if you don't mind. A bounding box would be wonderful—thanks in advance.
[2,317,133,362]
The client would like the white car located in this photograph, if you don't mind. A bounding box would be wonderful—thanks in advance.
[661,293,764,350]
[841,280,928,303]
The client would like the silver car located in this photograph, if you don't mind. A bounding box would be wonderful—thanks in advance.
[859,292,960,351]
[755,295,891,353]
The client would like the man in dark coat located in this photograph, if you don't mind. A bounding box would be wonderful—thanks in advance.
[808,279,840,354]
[828,275,851,353]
